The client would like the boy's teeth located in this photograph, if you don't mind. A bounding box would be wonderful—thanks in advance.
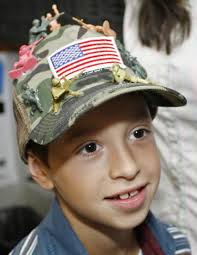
[129,191,139,197]
[119,193,130,199]
[118,191,139,199]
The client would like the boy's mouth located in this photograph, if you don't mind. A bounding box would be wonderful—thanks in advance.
[113,190,140,200]
[105,185,146,200]
[104,185,147,210]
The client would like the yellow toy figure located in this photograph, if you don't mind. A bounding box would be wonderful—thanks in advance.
[51,76,82,112]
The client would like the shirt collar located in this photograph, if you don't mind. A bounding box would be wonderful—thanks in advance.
[42,199,88,254]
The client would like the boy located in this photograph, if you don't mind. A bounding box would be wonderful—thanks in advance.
[9,9,191,255]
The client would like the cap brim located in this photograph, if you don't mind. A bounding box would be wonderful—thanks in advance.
[29,80,186,146]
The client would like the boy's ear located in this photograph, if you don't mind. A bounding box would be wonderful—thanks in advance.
[27,153,54,190]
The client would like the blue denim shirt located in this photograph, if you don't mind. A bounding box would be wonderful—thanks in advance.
[9,199,191,255]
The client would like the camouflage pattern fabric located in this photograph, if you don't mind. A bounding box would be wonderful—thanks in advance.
[12,25,186,162]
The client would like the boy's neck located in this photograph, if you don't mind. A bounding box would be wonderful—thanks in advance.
[77,227,140,255]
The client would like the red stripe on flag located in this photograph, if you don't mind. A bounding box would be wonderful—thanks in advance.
[80,42,113,49]
[58,57,120,77]
[82,46,115,52]
[60,60,121,78]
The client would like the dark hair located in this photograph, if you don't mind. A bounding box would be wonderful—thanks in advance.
[26,140,49,166]
[138,0,191,54]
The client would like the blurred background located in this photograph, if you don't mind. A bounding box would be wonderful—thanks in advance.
[0,0,124,253]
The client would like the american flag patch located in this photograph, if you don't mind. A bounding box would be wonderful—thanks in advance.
[48,36,124,79]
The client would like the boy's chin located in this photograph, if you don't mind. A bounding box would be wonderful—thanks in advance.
[103,209,149,231]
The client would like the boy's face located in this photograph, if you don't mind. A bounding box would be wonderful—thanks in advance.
[34,94,160,230]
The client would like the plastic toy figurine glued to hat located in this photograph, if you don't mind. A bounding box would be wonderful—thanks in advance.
[9,5,187,162]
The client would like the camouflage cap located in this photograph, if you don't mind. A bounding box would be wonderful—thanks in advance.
[11,21,186,162]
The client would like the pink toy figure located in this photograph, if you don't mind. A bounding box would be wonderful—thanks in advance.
[9,39,41,80]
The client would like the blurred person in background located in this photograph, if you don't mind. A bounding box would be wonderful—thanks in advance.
[123,0,197,252]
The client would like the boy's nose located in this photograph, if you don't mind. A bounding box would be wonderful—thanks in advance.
[109,146,140,180]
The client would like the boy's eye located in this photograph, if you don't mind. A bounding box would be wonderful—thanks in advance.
[129,128,150,140]
[84,143,97,153]
[78,142,101,156]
